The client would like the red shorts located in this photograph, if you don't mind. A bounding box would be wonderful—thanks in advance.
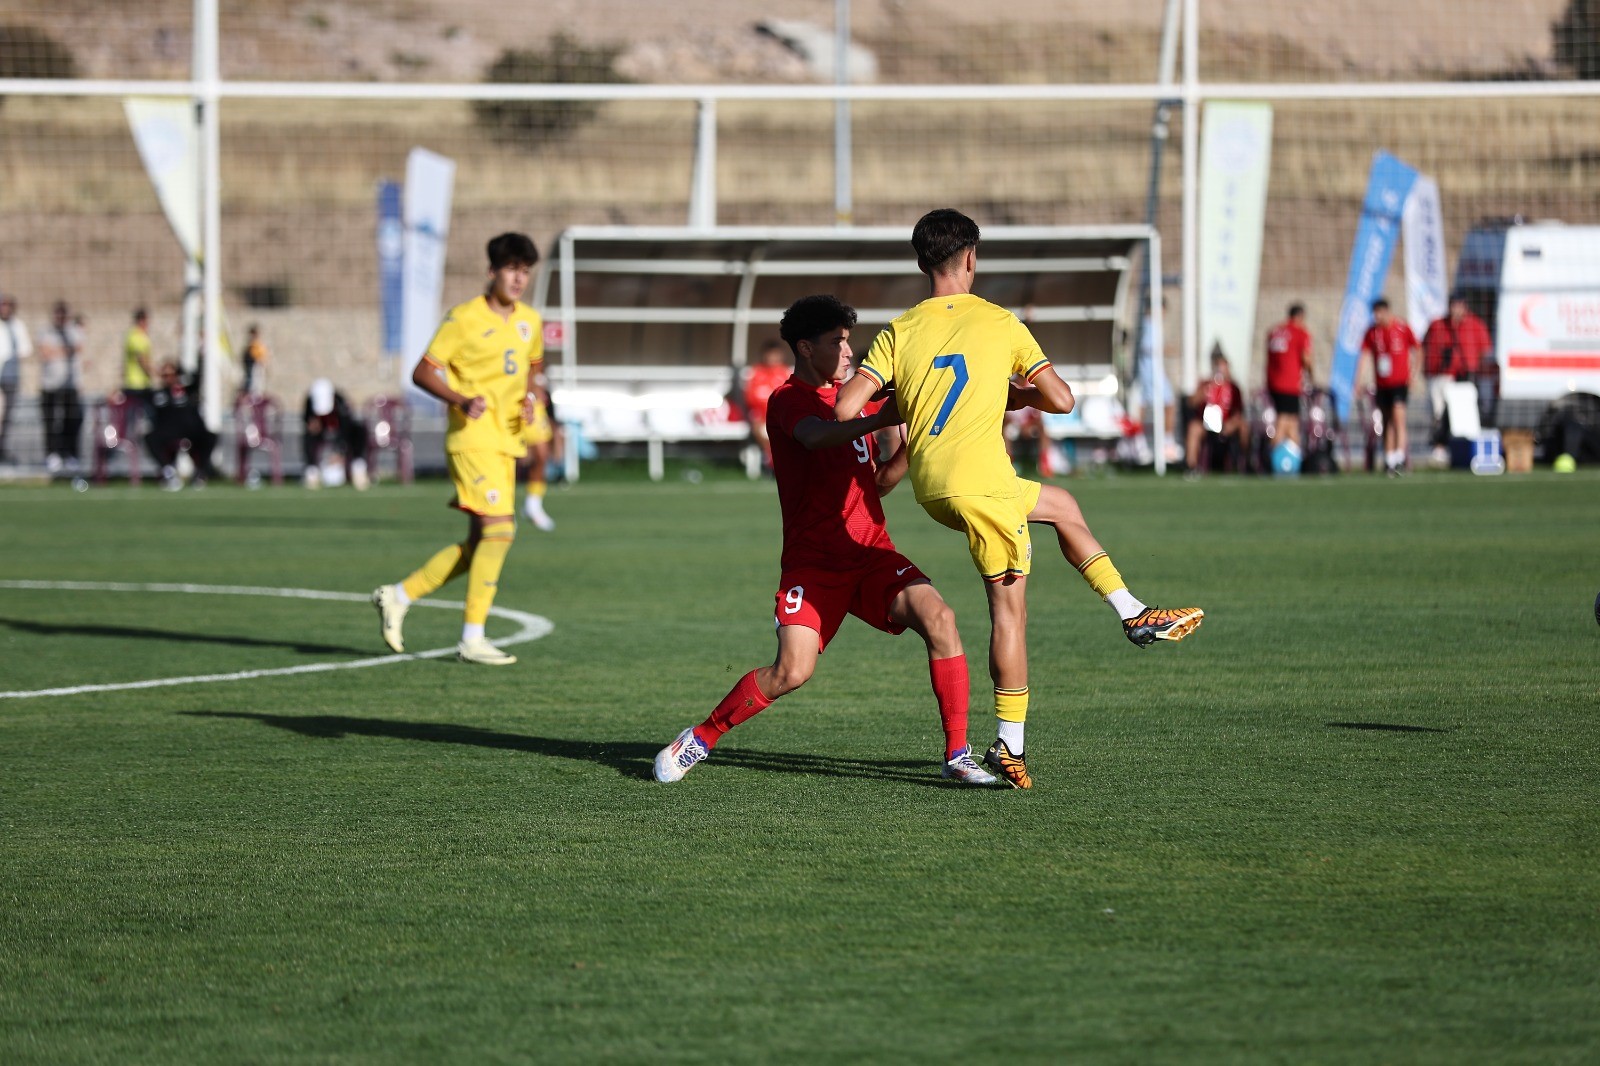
[774,551,927,652]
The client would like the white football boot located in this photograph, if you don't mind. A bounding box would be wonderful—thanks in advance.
[371,585,408,653]
[654,728,709,783]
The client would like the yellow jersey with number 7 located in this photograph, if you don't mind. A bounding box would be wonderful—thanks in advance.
[857,293,1050,502]
[427,294,544,457]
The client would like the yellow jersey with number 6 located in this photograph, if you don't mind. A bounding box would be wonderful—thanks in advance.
[857,293,1050,502]
[427,295,544,457]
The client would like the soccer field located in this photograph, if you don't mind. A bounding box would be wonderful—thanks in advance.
[1,470,1596,1063]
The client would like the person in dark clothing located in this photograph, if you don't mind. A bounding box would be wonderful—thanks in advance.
[302,378,369,489]
[147,360,218,487]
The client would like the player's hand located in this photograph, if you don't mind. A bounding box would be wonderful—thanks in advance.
[875,392,901,426]
[521,394,536,421]
[460,395,487,420]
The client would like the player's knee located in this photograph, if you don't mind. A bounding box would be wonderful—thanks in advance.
[768,661,812,696]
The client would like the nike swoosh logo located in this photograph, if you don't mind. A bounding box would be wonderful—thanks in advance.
[896,566,914,576]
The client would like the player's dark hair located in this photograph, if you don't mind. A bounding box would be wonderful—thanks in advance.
[1288,302,1305,318]
[912,208,980,275]
[133,307,148,322]
[1371,297,1390,312]
[487,232,538,270]
[779,295,857,352]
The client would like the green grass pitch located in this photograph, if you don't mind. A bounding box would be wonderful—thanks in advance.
[1,468,1597,1063]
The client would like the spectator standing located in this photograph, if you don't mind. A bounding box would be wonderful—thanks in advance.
[121,308,154,410]
[0,294,33,462]
[240,323,269,398]
[1420,294,1492,466]
[1185,350,1248,473]
[1360,297,1421,476]
[36,300,86,474]
[743,339,790,470]
[1264,303,1314,451]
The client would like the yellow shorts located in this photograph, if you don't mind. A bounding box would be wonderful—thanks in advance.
[921,478,1042,583]
[448,450,517,518]
[521,404,553,447]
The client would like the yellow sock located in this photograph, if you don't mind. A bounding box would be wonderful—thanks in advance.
[401,542,470,602]
[464,531,514,626]
[529,480,547,499]
[1076,551,1127,599]
[994,686,1030,723]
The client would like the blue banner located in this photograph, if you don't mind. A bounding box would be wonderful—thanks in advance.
[376,180,403,359]
[1329,151,1418,422]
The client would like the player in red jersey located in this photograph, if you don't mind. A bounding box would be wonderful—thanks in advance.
[742,338,790,470]
[1265,303,1314,450]
[1360,297,1421,475]
[654,295,997,787]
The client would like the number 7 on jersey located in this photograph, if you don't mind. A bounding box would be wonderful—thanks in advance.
[929,353,968,436]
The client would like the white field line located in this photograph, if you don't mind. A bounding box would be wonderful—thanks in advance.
[0,581,552,700]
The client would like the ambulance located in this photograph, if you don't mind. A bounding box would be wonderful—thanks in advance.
[1454,221,1600,406]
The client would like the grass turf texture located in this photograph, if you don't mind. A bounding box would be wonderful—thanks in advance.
[1,470,1596,1063]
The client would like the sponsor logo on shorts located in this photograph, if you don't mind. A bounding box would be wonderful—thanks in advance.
[896,566,914,576]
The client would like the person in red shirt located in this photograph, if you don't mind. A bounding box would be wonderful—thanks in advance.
[654,295,996,787]
[1421,293,1493,461]
[742,339,791,470]
[1265,303,1314,450]
[1184,351,1248,473]
[1360,297,1421,475]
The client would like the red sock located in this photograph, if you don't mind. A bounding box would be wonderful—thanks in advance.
[929,654,970,760]
[694,670,774,749]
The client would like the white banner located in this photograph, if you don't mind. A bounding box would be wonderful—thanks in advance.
[125,98,201,259]
[1199,102,1274,386]
[400,147,456,391]
[1402,175,1448,338]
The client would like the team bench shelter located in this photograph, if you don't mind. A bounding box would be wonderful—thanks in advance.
[532,225,1163,481]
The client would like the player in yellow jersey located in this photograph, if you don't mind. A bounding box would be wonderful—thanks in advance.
[836,209,1203,788]
[371,233,547,665]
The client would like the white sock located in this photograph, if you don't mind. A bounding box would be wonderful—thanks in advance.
[1106,587,1146,621]
[461,622,485,642]
[1388,450,1405,468]
[997,720,1025,755]
[393,584,412,607]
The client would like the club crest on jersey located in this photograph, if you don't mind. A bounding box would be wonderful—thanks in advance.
[517,321,533,342]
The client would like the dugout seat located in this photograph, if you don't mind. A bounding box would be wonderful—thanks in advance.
[92,392,144,486]
[363,395,413,485]
[234,393,285,486]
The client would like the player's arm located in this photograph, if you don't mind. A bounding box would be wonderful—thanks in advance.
[874,426,909,497]
[412,354,485,419]
[791,401,899,452]
[1008,366,1075,415]
[832,371,879,422]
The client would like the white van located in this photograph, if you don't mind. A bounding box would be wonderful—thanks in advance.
[1454,221,1600,406]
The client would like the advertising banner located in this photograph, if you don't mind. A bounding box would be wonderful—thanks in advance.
[1402,175,1448,338]
[1329,151,1418,422]
[376,180,403,360]
[1198,102,1274,386]
[125,98,201,259]
[400,148,455,392]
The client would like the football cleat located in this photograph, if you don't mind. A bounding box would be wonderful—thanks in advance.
[523,496,555,531]
[654,727,709,783]
[456,636,516,666]
[371,585,408,653]
[1123,606,1204,648]
[983,739,1033,790]
[942,747,999,787]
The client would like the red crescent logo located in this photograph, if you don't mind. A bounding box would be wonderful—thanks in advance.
[1520,296,1544,337]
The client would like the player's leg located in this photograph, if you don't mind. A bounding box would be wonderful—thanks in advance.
[1028,483,1203,647]
[458,511,516,665]
[372,458,485,652]
[522,439,553,530]
[1391,397,1408,473]
[982,575,1033,788]
[885,579,993,785]
[655,626,820,783]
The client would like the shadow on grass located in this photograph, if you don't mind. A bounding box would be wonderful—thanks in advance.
[1326,721,1453,734]
[0,616,373,656]
[182,711,952,787]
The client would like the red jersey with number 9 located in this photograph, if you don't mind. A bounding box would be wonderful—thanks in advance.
[767,375,891,572]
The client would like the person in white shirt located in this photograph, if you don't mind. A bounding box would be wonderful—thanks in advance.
[0,294,35,463]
